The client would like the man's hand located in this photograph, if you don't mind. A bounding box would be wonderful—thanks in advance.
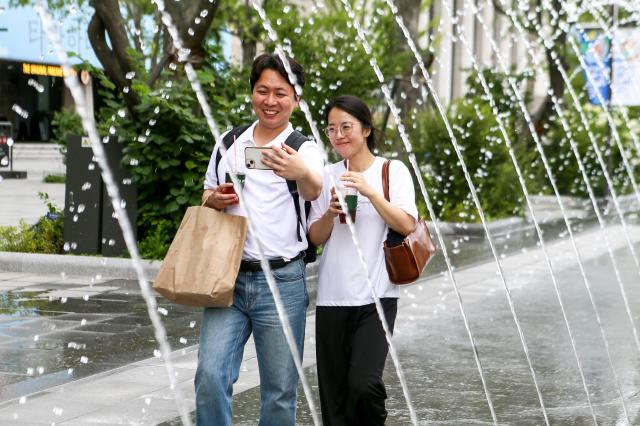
[203,186,238,210]
[260,144,309,181]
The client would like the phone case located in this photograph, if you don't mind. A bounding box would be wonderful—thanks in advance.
[245,147,273,170]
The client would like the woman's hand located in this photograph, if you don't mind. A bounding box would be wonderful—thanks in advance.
[327,187,343,217]
[340,171,375,199]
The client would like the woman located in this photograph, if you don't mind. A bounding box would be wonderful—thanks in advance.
[308,95,418,425]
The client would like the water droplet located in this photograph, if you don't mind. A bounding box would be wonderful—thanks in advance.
[37,366,44,374]
[108,239,115,246]
[27,78,45,93]
[117,109,126,118]
[123,87,130,93]
[153,349,161,358]
[80,319,87,326]
[11,104,29,119]
[200,9,208,18]
[188,27,195,36]
[53,406,63,416]
[145,397,151,405]
[27,368,34,376]
[189,321,196,328]
[180,337,187,344]
[71,242,77,249]
[67,368,73,374]
[61,297,67,304]
[82,294,89,301]
[63,242,70,251]
[125,71,136,80]
[81,182,92,191]
[129,158,139,166]
[158,307,168,316]
[19,397,26,404]
[154,106,160,114]
[33,335,39,342]
[80,356,88,364]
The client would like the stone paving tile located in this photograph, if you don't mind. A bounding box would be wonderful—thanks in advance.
[0,280,44,288]
[47,378,167,406]
[42,289,105,299]
[9,275,64,283]
[0,272,37,282]
[55,313,115,323]
[47,277,108,285]
[0,396,104,424]
[118,365,196,387]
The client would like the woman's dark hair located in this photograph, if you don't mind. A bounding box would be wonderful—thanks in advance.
[324,95,377,150]
[250,53,305,95]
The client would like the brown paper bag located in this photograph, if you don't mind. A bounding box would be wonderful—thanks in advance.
[153,206,248,307]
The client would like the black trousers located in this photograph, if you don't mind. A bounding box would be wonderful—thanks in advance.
[315,298,398,426]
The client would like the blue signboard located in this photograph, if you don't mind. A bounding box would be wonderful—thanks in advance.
[576,29,611,105]
[0,0,100,66]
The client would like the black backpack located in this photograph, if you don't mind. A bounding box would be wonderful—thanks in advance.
[215,125,317,264]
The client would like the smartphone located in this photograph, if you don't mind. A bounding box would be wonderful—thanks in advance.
[245,146,273,170]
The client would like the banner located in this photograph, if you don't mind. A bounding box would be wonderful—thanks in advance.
[612,28,640,106]
[576,28,611,106]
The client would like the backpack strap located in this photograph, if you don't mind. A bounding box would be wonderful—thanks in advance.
[284,130,311,243]
[214,124,252,184]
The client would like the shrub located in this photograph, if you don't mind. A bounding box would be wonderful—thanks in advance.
[0,193,64,254]
[43,173,66,184]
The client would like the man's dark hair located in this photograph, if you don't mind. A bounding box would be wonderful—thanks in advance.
[324,95,377,151]
[250,53,305,94]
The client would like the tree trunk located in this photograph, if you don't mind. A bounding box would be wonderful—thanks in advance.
[162,0,220,67]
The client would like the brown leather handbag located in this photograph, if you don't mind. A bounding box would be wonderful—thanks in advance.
[382,160,436,285]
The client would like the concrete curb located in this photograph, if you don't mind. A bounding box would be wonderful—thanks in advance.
[0,251,162,280]
[434,216,527,237]
[0,251,321,282]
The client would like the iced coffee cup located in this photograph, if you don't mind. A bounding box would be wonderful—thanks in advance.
[337,186,358,224]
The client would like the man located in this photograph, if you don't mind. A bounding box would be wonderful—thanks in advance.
[196,53,323,426]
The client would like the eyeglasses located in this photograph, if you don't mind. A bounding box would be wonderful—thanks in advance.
[324,122,355,139]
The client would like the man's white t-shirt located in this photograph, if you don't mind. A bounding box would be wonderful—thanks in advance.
[308,157,419,306]
[204,121,324,260]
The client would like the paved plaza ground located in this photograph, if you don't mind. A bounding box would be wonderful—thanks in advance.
[0,221,637,424]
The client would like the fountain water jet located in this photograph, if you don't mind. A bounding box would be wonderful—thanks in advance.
[35,2,192,425]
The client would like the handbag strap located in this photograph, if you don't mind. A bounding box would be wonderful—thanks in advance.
[382,159,391,202]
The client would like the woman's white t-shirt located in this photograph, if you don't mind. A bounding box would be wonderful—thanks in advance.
[308,157,419,306]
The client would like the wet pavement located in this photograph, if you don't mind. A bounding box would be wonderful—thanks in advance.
[1,218,639,424]
[0,276,201,403]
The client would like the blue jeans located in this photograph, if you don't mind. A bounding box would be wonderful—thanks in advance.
[195,259,308,426]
